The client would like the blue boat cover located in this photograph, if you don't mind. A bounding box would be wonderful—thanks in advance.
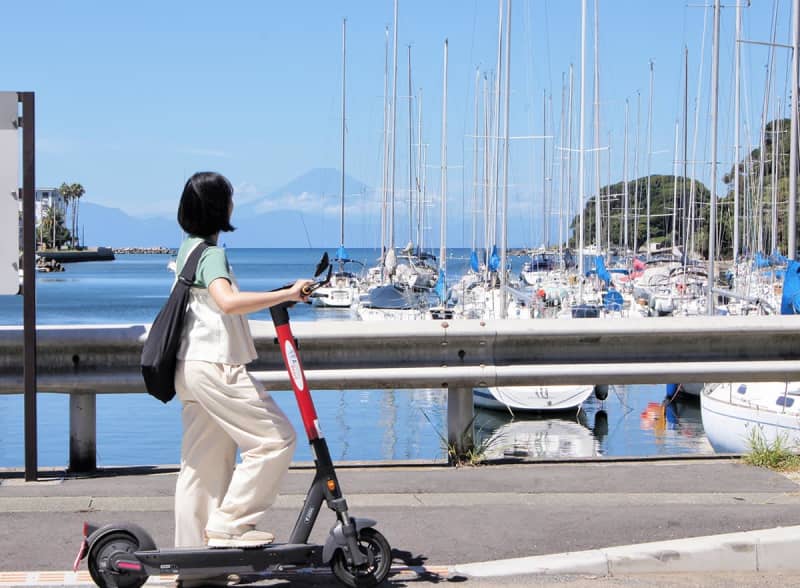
[335,245,349,261]
[434,268,447,303]
[603,289,623,311]
[488,245,500,272]
[754,252,771,269]
[470,250,480,273]
[781,259,800,315]
[595,255,612,287]
[367,285,416,310]
[772,251,788,265]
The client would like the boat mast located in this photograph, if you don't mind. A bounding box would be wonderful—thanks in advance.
[418,88,425,251]
[607,131,613,253]
[339,18,346,259]
[559,72,567,260]
[633,91,640,253]
[707,0,720,316]
[671,120,680,249]
[623,99,629,253]
[492,0,504,258]
[772,101,780,254]
[543,89,548,247]
[380,26,390,271]
[733,1,742,263]
[593,0,602,254]
[484,74,492,269]
[578,0,587,299]
[682,46,689,257]
[689,6,710,258]
[408,45,414,249]
[790,0,799,259]
[755,0,779,254]
[439,39,448,275]
[472,68,480,254]
[646,60,654,253]
[389,0,399,252]
[567,65,574,254]
[499,0,512,314]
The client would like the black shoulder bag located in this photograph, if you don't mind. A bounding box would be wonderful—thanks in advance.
[141,242,209,403]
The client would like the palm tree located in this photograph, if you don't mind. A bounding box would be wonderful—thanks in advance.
[59,182,85,248]
[70,183,85,248]
[58,183,72,247]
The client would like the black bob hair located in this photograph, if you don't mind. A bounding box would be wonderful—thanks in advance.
[177,172,236,237]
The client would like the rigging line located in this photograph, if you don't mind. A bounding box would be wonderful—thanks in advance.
[463,0,480,144]
[543,0,555,95]
[687,2,711,254]
[522,0,537,158]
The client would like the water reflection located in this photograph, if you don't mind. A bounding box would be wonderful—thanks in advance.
[638,393,709,451]
[580,384,712,457]
[473,408,604,460]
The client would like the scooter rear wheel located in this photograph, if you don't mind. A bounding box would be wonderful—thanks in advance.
[331,527,392,587]
[87,531,148,588]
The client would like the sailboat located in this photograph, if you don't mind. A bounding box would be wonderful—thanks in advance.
[701,261,800,453]
[314,19,363,310]
[474,0,604,414]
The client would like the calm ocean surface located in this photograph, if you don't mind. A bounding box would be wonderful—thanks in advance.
[0,248,712,468]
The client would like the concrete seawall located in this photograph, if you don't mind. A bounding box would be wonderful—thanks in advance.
[37,247,115,263]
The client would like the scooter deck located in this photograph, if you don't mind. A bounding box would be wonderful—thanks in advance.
[134,542,324,576]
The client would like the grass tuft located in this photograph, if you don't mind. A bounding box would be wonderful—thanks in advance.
[742,426,800,471]
[420,410,502,467]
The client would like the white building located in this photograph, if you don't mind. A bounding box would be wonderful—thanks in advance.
[17,187,68,249]
[34,187,66,225]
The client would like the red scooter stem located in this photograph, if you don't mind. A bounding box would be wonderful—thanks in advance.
[270,304,320,441]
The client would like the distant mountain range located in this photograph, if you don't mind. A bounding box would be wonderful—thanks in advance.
[80,168,376,248]
[80,166,552,249]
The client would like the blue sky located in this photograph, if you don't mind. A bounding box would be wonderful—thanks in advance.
[0,1,791,247]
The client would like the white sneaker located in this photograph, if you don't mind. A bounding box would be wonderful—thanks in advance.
[206,529,275,548]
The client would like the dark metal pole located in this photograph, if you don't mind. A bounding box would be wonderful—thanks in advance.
[20,92,37,481]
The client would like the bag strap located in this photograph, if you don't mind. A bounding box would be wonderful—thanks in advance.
[177,242,210,286]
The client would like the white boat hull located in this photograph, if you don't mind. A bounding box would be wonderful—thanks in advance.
[700,381,800,453]
[473,384,595,412]
[314,286,358,308]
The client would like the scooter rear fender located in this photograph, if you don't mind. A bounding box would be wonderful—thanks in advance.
[85,522,157,556]
[322,517,377,563]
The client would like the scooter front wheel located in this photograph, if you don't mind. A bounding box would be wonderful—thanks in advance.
[331,527,392,587]
[87,531,148,588]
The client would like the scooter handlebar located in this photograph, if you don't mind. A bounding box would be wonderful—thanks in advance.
[269,252,332,302]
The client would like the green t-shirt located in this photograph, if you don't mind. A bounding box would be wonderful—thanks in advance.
[175,237,231,288]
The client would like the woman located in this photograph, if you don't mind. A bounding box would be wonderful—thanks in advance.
[172,171,309,551]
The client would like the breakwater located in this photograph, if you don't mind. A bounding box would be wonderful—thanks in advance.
[112,246,176,255]
[37,247,115,263]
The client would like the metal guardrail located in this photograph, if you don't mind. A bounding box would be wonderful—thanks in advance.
[2,315,800,472]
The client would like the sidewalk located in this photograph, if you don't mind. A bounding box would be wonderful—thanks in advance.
[2,458,800,585]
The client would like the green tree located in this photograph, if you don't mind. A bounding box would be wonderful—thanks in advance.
[39,207,70,250]
[722,117,797,256]
[59,182,86,249]
[571,175,713,256]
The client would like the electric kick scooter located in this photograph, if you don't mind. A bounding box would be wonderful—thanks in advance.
[74,252,393,587]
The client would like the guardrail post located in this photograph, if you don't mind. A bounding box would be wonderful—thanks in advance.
[447,387,474,462]
[69,391,96,473]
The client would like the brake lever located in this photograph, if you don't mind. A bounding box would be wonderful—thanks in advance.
[272,259,332,305]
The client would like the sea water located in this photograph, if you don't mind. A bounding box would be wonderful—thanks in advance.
[0,248,712,468]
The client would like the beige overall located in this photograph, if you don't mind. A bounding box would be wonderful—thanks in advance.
[172,264,296,547]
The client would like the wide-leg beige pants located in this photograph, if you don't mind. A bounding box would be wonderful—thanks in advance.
[174,360,297,547]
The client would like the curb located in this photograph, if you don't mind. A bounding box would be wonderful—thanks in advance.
[453,525,800,577]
